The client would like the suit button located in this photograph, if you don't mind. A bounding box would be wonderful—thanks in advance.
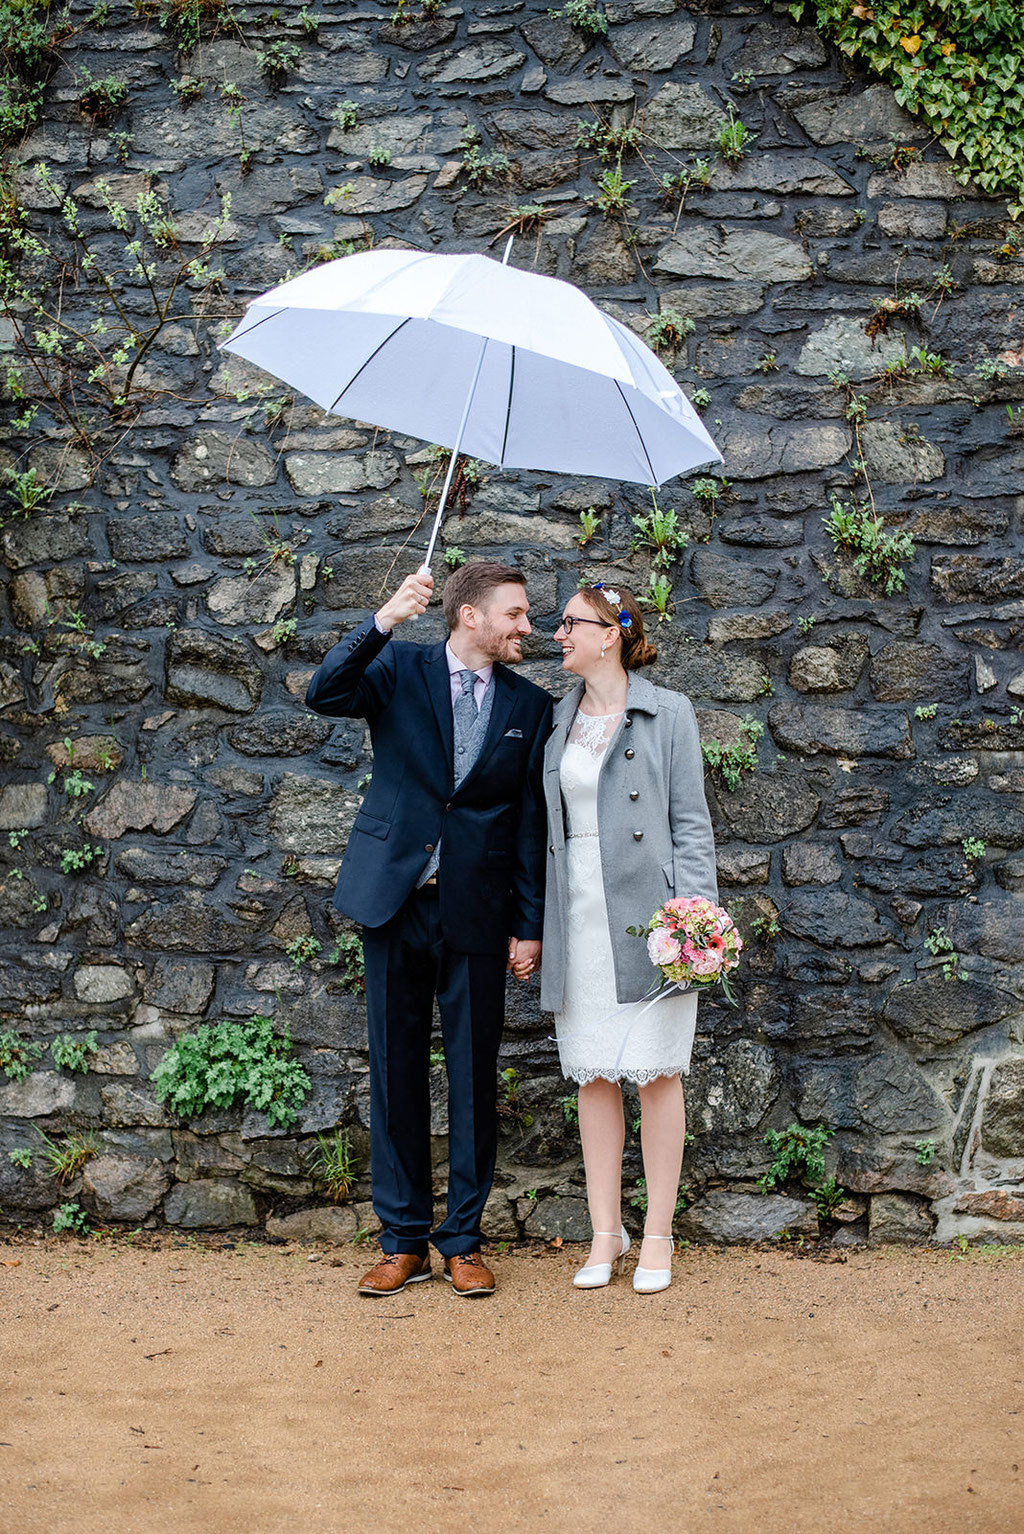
[624,717,633,728]
[549,844,555,854]
[445,803,452,812]
[629,790,639,801]
[633,831,643,841]
[624,748,635,759]
[424,844,434,853]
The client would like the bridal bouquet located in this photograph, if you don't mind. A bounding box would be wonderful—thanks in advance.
[629,896,742,1004]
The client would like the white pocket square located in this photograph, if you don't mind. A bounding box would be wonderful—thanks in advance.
[504,728,523,738]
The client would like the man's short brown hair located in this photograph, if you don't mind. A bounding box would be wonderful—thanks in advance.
[442,561,526,630]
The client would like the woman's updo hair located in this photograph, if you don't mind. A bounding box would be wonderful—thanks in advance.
[578,583,657,670]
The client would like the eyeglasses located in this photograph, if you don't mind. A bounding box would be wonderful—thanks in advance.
[556,615,610,635]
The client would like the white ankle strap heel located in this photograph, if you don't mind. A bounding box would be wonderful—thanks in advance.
[633,1234,674,1294]
[573,1225,631,1289]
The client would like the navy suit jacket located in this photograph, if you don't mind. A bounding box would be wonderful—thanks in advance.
[305,618,553,954]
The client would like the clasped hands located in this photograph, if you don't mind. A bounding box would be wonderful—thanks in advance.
[508,938,541,981]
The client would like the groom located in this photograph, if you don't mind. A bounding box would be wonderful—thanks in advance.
[305,562,552,1296]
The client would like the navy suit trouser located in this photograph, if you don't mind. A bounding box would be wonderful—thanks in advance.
[361,884,507,1258]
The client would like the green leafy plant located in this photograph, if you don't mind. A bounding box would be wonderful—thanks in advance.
[286,935,322,967]
[924,925,967,982]
[690,476,730,509]
[593,165,635,218]
[170,73,204,103]
[560,1094,579,1126]
[37,1129,99,1183]
[307,1128,358,1201]
[641,571,674,623]
[812,1176,845,1220]
[756,350,779,373]
[914,703,938,720]
[1007,404,1024,438]
[769,0,1024,216]
[715,106,756,162]
[270,617,297,648]
[576,507,600,547]
[61,844,103,875]
[758,1123,833,1193]
[4,466,53,514]
[644,308,695,356]
[915,1138,936,1167]
[50,1030,99,1073]
[443,545,467,569]
[367,145,391,169]
[910,344,955,377]
[691,387,711,412]
[823,495,915,596]
[700,717,764,792]
[256,40,300,81]
[497,1066,533,1129]
[332,99,359,132]
[962,836,986,861]
[459,126,510,186]
[327,932,365,995]
[8,1146,33,1168]
[658,158,712,208]
[575,116,641,164]
[631,494,688,570]
[0,1030,45,1081]
[797,614,816,634]
[630,1177,689,1217]
[552,0,607,36]
[76,68,128,122]
[52,1201,91,1235]
[152,1014,311,1130]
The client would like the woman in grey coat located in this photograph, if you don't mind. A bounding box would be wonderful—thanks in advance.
[530,582,717,1292]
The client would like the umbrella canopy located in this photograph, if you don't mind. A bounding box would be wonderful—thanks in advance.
[221,248,722,488]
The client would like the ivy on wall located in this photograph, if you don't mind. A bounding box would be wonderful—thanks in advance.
[777,0,1024,216]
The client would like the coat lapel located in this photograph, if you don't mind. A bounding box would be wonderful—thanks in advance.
[545,684,583,774]
[423,644,455,771]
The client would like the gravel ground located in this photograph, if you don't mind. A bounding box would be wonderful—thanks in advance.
[2,1234,1023,1533]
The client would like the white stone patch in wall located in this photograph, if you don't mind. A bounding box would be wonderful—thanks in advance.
[654,225,812,283]
[638,81,725,148]
[861,419,945,484]
[796,316,908,380]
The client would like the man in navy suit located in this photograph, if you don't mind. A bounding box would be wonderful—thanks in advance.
[306,562,552,1296]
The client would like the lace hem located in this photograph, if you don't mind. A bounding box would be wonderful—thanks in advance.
[561,1065,690,1086]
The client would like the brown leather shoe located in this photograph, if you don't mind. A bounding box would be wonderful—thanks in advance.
[357,1251,432,1296]
[443,1252,495,1297]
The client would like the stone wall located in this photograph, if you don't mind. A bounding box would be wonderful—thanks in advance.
[2,0,1023,1245]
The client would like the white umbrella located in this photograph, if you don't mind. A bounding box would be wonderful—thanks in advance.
[221,242,722,566]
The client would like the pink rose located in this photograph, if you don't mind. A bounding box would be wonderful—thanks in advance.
[647,928,682,967]
[689,949,721,976]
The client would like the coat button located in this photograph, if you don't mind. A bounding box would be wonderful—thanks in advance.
[624,717,632,728]
[445,803,452,812]
[624,748,635,759]
[549,844,555,854]
[633,831,643,841]
[424,844,434,853]
[629,790,639,801]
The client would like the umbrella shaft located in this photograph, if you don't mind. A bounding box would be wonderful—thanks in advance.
[421,330,489,571]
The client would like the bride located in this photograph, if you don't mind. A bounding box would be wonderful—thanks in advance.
[532,582,718,1293]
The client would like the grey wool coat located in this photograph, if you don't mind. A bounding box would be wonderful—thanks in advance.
[539,672,719,1013]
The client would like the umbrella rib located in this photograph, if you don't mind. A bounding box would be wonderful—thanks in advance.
[499,345,516,467]
[224,307,287,345]
[327,317,412,412]
[614,380,658,486]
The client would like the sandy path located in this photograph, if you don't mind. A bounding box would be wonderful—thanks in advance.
[2,1238,1022,1534]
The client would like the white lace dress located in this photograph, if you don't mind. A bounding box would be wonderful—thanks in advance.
[554,710,698,1086]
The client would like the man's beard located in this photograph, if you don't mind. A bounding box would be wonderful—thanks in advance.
[477,618,524,665]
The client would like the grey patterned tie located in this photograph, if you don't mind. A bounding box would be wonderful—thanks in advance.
[453,668,479,782]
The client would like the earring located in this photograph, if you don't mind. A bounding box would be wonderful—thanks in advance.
[600,641,608,657]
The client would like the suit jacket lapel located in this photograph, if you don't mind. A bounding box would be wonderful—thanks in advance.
[454,665,515,793]
[424,644,455,772]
